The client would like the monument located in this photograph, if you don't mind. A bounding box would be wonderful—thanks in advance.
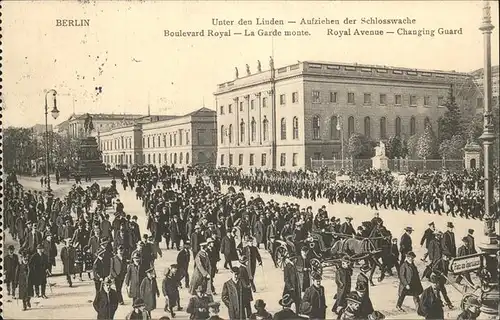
[371,141,389,170]
[74,113,108,177]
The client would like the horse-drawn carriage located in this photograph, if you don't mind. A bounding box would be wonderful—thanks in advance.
[268,221,391,284]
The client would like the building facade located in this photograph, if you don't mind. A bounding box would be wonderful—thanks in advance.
[98,107,217,168]
[471,65,499,113]
[215,60,482,171]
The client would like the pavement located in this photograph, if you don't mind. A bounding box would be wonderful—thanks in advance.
[2,177,490,319]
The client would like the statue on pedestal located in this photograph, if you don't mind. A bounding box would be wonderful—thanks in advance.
[235,67,239,79]
[84,113,94,136]
[257,60,262,72]
[375,141,386,157]
[246,64,251,75]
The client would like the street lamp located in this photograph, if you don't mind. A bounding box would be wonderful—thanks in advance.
[478,1,499,317]
[44,89,59,192]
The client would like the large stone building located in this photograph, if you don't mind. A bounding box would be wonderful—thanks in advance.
[56,113,171,138]
[215,60,482,171]
[98,107,217,168]
[471,65,499,112]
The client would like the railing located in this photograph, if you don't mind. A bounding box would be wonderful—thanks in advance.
[310,158,372,172]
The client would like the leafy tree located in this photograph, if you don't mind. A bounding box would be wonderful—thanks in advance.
[406,135,419,159]
[386,136,403,159]
[417,124,438,160]
[3,127,38,173]
[347,133,364,159]
[438,87,465,143]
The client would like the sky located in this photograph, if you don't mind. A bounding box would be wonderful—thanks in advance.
[3,0,499,128]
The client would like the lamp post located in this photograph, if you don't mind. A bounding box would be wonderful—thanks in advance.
[44,89,60,192]
[478,1,499,317]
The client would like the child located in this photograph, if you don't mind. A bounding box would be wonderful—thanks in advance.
[162,264,181,318]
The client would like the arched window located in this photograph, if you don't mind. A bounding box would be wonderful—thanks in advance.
[380,117,387,139]
[410,117,416,136]
[220,125,225,144]
[157,136,161,147]
[424,117,431,130]
[240,120,245,142]
[228,124,233,144]
[148,154,151,163]
[280,118,287,140]
[293,117,299,140]
[186,152,190,164]
[348,116,355,137]
[152,154,156,164]
[251,117,256,142]
[180,153,183,164]
[263,118,269,141]
[395,117,401,136]
[312,116,320,140]
[331,116,340,140]
[364,116,371,138]
[174,153,177,164]
[170,153,173,163]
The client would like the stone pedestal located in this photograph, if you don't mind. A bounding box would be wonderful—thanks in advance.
[75,136,108,177]
[464,141,482,170]
[371,155,389,170]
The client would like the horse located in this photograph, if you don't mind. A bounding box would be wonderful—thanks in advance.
[330,236,384,286]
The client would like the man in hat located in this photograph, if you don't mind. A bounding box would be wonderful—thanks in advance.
[396,251,423,312]
[162,264,181,317]
[243,236,262,293]
[130,215,141,245]
[339,292,362,320]
[110,245,127,304]
[274,294,299,320]
[29,244,50,298]
[222,267,247,320]
[207,301,224,320]
[428,231,443,264]
[187,285,213,320]
[189,240,212,295]
[340,217,355,236]
[93,276,119,319]
[466,229,477,254]
[419,273,444,320]
[420,222,435,262]
[220,228,238,269]
[442,222,456,259]
[125,252,143,304]
[60,239,76,287]
[238,255,254,316]
[5,245,19,296]
[140,267,160,317]
[456,237,475,286]
[250,299,273,320]
[457,296,481,320]
[170,215,183,250]
[93,247,111,293]
[301,272,327,319]
[176,242,191,288]
[43,234,58,274]
[22,222,44,256]
[282,254,302,315]
[333,256,352,315]
[191,224,204,258]
[16,252,32,311]
[400,227,413,265]
[296,246,312,293]
[125,298,151,320]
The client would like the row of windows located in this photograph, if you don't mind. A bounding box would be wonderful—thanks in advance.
[101,137,133,151]
[104,152,191,165]
[220,91,447,115]
[220,114,433,145]
[311,115,433,140]
[311,91,443,107]
[220,92,303,115]
[142,131,191,149]
[220,152,299,167]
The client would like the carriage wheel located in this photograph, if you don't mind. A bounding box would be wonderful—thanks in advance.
[275,246,288,270]
[310,258,323,275]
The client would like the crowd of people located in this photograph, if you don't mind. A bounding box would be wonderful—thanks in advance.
[2,164,490,320]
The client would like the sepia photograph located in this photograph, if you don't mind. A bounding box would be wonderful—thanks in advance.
[1,1,499,319]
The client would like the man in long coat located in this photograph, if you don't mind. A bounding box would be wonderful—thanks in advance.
[5,245,19,296]
[396,251,423,311]
[110,245,127,304]
[29,244,50,298]
[419,274,444,320]
[254,216,266,249]
[93,277,119,320]
[332,256,352,315]
[420,222,435,262]
[189,241,212,295]
[295,246,312,293]
[16,253,33,311]
[139,267,160,317]
[243,237,262,292]
[222,267,246,320]
[283,256,302,314]
[400,227,413,265]
[60,239,76,287]
[176,243,191,288]
[301,273,327,319]
[124,253,142,304]
[442,222,456,259]
[220,230,238,269]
